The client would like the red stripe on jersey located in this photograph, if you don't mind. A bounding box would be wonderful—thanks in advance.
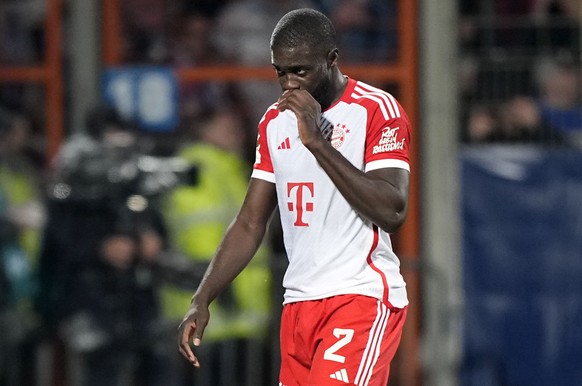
[253,106,280,174]
[366,225,390,305]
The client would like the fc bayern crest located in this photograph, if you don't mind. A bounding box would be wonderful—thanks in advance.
[331,123,349,149]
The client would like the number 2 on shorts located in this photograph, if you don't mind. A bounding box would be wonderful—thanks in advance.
[323,328,354,363]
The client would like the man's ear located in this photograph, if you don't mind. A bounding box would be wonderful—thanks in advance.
[327,48,339,68]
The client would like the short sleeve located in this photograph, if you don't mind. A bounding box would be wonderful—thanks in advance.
[364,100,411,173]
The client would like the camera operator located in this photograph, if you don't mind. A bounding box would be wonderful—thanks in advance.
[36,104,172,386]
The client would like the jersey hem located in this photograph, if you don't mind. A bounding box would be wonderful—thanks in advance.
[282,289,409,310]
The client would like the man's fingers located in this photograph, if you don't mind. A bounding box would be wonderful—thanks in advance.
[178,344,199,367]
[178,322,201,367]
[277,89,302,110]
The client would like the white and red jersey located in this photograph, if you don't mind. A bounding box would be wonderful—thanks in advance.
[251,78,410,309]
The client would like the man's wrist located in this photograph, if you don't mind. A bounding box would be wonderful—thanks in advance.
[190,292,210,306]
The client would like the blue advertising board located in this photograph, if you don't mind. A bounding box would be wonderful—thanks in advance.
[102,66,179,132]
[461,146,582,386]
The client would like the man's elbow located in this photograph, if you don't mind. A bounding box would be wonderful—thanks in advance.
[376,200,408,233]
[377,211,407,233]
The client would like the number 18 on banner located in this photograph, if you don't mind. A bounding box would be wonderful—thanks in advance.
[102,66,179,132]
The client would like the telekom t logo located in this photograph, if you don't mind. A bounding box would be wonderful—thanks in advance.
[287,182,314,226]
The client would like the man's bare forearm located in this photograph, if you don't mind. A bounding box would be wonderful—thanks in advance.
[192,178,278,305]
[306,138,409,233]
[192,215,267,305]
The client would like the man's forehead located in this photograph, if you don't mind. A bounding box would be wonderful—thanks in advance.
[271,44,317,65]
[272,43,312,56]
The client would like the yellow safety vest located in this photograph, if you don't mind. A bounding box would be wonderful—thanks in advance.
[161,143,271,341]
[0,161,42,262]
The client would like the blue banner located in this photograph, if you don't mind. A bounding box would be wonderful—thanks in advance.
[102,66,179,132]
[461,146,582,386]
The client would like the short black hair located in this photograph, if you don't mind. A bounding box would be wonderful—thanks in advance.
[270,8,336,54]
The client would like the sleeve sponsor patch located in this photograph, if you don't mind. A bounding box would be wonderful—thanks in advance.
[372,126,406,154]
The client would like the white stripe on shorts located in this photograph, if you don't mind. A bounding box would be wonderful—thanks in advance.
[354,301,390,386]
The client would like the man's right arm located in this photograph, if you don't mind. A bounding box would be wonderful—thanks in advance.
[177,177,277,367]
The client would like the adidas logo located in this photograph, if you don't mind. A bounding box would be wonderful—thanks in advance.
[278,137,291,150]
[329,368,349,383]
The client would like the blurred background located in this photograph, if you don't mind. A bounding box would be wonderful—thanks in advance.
[0,0,581,385]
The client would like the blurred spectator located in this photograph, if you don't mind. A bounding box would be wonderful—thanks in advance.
[120,0,176,63]
[459,0,579,54]
[530,0,580,51]
[167,6,232,135]
[0,107,43,386]
[212,0,317,125]
[458,0,581,145]
[498,95,560,143]
[169,8,222,67]
[317,0,397,63]
[464,103,500,143]
[534,56,582,146]
[464,96,564,144]
[118,0,230,65]
[0,0,44,65]
[1,192,36,386]
[0,107,46,260]
[457,0,581,83]
[0,1,46,134]
[458,0,535,54]
[160,107,272,385]
[37,104,172,386]
[213,0,316,65]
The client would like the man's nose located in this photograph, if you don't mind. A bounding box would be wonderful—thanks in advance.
[282,74,301,90]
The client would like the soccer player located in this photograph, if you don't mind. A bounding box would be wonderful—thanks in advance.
[178,8,411,386]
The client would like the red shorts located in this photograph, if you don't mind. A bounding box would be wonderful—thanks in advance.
[279,294,407,386]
